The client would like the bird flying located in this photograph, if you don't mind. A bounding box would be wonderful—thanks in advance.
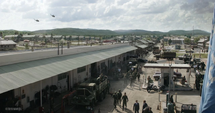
[34,19,39,22]
[50,14,55,17]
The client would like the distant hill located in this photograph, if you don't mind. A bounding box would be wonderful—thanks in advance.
[114,29,164,35]
[0,28,210,36]
[167,30,209,35]
[32,28,117,36]
[114,29,210,35]
[0,30,30,36]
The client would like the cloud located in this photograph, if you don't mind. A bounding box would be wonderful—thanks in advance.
[0,0,214,32]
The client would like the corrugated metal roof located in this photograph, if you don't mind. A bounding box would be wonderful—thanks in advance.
[138,40,148,44]
[0,45,137,94]
[135,44,148,49]
[53,35,62,38]
[0,40,17,45]
[4,35,18,38]
[22,35,36,38]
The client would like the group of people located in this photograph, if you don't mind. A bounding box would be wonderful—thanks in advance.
[112,90,153,113]
[133,100,153,113]
[112,90,128,110]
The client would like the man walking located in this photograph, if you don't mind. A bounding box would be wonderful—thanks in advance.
[133,100,140,113]
[142,100,148,113]
[112,91,118,108]
[137,72,140,81]
[122,92,128,110]
[117,89,122,106]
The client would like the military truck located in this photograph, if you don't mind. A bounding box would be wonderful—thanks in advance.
[154,51,176,60]
[178,54,192,61]
[193,58,201,64]
[152,46,161,54]
[71,75,109,106]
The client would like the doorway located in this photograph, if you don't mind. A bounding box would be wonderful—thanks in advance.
[91,62,97,78]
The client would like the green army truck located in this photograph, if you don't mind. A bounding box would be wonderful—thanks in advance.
[154,51,176,60]
[71,76,109,106]
[152,46,161,55]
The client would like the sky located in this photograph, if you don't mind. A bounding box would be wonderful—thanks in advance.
[0,0,214,32]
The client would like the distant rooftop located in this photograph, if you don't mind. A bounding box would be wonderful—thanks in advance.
[0,40,16,45]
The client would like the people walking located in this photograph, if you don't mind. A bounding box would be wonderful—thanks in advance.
[117,90,122,106]
[112,91,118,108]
[142,100,148,113]
[137,72,140,82]
[133,100,140,113]
[122,92,128,110]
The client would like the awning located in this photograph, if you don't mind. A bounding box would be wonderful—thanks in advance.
[0,45,137,94]
[135,44,148,49]
[144,63,191,69]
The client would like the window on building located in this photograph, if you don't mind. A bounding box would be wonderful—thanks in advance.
[77,66,86,73]
[58,72,67,81]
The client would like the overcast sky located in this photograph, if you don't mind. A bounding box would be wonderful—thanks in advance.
[0,0,214,32]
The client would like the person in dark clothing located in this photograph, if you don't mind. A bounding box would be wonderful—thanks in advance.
[133,100,140,113]
[112,92,118,108]
[170,95,174,103]
[148,107,153,113]
[142,100,148,113]
[122,93,128,110]
[117,90,122,106]
[137,72,140,81]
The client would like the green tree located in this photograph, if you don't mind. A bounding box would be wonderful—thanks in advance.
[0,32,3,37]
[25,44,29,50]
[187,35,191,38]
[184,38,191,44]
[194,37,201,44]
[15,31,19,35]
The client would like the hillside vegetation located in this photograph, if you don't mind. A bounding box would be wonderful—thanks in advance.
[0,28,210,36]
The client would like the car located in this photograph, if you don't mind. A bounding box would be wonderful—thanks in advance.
[153,71,161,81]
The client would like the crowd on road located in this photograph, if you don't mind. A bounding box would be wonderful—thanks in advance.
[112,90,153,113]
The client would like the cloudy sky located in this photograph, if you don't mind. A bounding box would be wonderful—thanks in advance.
[0,0,214,32]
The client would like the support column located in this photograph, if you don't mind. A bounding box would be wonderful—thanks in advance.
[40,81,43,107]
[20,87,22,109]
[188,68,191,86]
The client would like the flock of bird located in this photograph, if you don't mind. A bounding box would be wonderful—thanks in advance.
[34,14,55,22]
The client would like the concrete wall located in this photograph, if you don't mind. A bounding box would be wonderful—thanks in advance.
[0,43,129,66]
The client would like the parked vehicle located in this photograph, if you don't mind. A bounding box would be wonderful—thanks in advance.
[154,51,176,60]
[71,75,109,106]
[147,83,158,93]
[153,46,161,54]
[178,54,192,61]
[147,83,165,93]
